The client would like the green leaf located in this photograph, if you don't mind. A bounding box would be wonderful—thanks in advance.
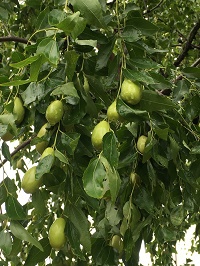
[65,51,80,81]
[35,7,50,30]
[32,190,46,216]
[35,155,54,180]
[71,16,87,40]
[96,38,115,71]
[48,9,66,25]
[21,83,45,105]
[54,149,69,164]
[2,142,11,162]
[86,75,111,107]
[51,82,80,105]
[0,230,12,255]
[121,27,140,42]
[61,132,80,156]
[105,201,121,226]
[172,79,190,101]
[0,7,8,21]
[117,98,148,121]
[0,185,7,205]
[126,18,158,36]
[123,68,155,84]
[138,90,177,112]
[10,55,41,68]
[36,38,59,65]
[70,0,105,28]
[10,221,43,251]
[170,205,184,226]
[56,12,81,35]
[128,58,161,69]
[103,132,119,168]
[24,238,51,266]
[153,125,169,141]
[135,188,155,214]
[66,221,86,261]
[5,196,26,220]
[190,145,200,154]
[0,79,31,87]
[91,238,115,265]
[3,177,17,198]
[182,67,200,78]
[65,203,91,253]
[83,158,107,199]
[100,155,121,203]
[30,55,46,82]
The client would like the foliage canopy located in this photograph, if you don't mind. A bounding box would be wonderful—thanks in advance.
[0,0,200,265]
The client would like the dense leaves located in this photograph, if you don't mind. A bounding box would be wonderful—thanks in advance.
[0,0,200,265]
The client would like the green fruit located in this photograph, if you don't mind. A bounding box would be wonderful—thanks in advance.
[107,100,121,122]
[91,121,110,150]
[21,166,43,194]
[13,97,25,125]
[49,217,66,250]
[130,172,140,185]
[120,79,142,105]
[136,135,147,154]
[111,235,123,254]
[1,131,13,141]
[46,100,64,126]
[36,123,49,154]
[17,159,23,169]
[41,147,55,160]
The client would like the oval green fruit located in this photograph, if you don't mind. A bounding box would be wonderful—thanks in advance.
[136,135,147,154]
[17,159,23,169]
[107,100,121,122]
[91,121,110,150]
[111,235,123,254]
[36,123,49,154]
[49,217,66,250]
[120,79,142,105]
[21,166,43,194]
[46,100,64,126]
[41,147,55,160]
[13,97,25,125]
[130,172,140,185]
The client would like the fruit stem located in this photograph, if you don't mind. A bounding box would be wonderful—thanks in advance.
[52,123,60,149]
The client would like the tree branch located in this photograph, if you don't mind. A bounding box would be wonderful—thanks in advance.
[143,0,164,14]
[0,36,28,44]
[0,134,36,168]
[174,20,200,66]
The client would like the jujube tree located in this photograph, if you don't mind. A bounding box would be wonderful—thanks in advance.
[0,0,200,265]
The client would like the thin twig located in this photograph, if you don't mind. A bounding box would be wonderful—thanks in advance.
[174,20,200,66]
[0,36,28,44]
[143,0,164,14]
[191,57,200,67]
[0,134,36,168]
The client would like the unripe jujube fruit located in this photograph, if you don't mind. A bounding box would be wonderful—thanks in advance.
[21,166,43,194]
[13,97,25,125]
[136,135,147,154]
[111,235,123,254]
[36,123,49,154]
[49,217,66,250]
[91,121,110,150]
[45,100,64,126]
[120,79,142,105]
[107,100,121,122]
